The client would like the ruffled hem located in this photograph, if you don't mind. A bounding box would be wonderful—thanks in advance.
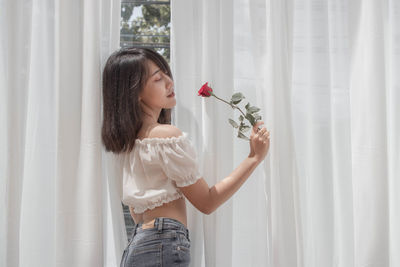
[174,173,202,187]
[132,191,184,214]
[135,132,188,145]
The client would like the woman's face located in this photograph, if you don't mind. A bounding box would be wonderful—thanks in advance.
[139,60,176,110]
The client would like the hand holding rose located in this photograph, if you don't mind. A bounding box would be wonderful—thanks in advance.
[249,121,270,161]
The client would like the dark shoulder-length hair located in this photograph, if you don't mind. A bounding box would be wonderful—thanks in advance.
[101,47,172,154]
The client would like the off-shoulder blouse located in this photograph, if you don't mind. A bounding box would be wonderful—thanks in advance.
[121,132,202,214]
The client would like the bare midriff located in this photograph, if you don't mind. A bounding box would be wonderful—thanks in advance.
[130,197,188,228]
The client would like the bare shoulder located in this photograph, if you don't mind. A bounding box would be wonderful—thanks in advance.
[148,124,183,139]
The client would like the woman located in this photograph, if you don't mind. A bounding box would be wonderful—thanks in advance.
[101,47,270,266]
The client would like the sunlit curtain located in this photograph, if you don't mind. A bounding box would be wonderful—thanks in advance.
[171,0,400,266]
[0,0,122,266]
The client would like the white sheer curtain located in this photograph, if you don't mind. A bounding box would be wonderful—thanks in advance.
[171,0,400,267]
[0,0,124,266]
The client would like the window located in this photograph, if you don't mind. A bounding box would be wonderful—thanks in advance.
[120,0,171,238]
[121,0,171,62]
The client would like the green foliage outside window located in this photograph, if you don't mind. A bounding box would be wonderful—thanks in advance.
[121,2,170,62]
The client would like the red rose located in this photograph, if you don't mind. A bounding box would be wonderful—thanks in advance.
[198,82,213,97]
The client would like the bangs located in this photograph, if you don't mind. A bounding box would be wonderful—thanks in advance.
[145,53,173,80]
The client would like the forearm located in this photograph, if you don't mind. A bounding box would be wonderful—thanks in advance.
[208,156,260,213]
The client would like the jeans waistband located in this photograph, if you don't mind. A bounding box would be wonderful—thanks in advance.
[133,217,189,238]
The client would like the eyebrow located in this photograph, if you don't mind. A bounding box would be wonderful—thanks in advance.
[151,69,161,77]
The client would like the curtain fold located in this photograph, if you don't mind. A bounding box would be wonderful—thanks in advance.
[172,0,400,266]
[171,1,235,266]
[0,0,122,266]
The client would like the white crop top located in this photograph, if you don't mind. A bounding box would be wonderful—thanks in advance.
[121,132,202,214]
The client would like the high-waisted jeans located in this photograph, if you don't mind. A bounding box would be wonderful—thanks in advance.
[120,217,191,267]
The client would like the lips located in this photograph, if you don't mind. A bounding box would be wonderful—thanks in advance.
[167,92,175,97]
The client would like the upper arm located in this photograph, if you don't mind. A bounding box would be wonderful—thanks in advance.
[179,178,213,215]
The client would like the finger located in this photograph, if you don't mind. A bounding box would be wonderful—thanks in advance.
[259,131,269,140]
[257,127,267,136]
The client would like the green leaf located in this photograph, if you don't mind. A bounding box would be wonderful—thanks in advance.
[228,119,239,128]
[239,125,251,132]
[245,102,250,110]
[248,106,261,113]
[231,92,245,101]
[254,114,262,121]
[239,115,244,121]
[237,131,250,141]
[245,113,256,125]
[231,92,245,105]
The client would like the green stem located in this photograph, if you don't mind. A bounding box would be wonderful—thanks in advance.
[211,92,252,125]
[211,92,232,106]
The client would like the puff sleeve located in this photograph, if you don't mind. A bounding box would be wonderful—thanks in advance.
[156,133,202,187]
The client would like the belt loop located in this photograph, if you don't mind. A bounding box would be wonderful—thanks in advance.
[157,218,163,233]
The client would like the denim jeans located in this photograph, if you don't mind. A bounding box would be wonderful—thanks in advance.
[120,217,191,267]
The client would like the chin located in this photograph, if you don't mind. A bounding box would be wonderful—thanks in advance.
[168,104,177,109]
[166,99,176,108]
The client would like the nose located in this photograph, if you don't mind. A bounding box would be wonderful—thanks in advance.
[165,74,174,89]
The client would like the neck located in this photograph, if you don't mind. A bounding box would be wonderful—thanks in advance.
[140,102,161,125]
[142,112,160,124]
